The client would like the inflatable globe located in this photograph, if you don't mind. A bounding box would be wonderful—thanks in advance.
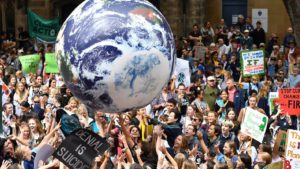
[56,0,176,112]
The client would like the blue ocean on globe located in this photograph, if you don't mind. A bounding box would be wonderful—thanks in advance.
[55,0,176,112]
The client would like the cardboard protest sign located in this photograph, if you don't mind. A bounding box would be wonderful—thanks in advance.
[45,53,59,73]
[241,108,268,143]
[273,130,287,156]
[285,129,300,169]
[19,54,40,74]
[240,50,265,77]
[279,88,300,115]
[269,92,279,115]
[174,58,190,88]
[53,128,110,169]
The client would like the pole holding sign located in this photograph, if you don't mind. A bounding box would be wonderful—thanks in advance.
[53,128,110,169]
[279,88,300,115]
[241,108,268,143]
[241,50,265,77]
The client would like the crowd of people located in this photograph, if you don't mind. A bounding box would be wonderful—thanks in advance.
[0,14,300,169]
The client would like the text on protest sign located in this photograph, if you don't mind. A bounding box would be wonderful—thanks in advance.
[53,129,110,169]
[27,9,60,42]
[273,130,287,157]
[19,54,40,74]
[269,92,279,115]
[279,88,300,115]
[174,58,191,88]
[45,53,59,73]
[241,108,268,143]
[285,129,300,169]
[241,50,265,77]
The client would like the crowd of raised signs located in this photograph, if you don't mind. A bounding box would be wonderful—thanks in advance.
[1,15,300,169]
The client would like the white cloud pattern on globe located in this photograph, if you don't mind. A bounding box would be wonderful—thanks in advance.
[56,0,176,112]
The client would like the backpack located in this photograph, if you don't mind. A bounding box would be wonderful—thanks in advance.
[56,109,82,136]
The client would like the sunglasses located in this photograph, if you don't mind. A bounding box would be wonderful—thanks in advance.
[192,118,199,121]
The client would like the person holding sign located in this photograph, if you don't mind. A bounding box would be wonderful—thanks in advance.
[238,96,265,124]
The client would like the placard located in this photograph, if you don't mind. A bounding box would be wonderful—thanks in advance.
[279,88,300,115]
[174,58,191,88]
[241,108,268,143]
[273,130,287,156]
[241,50,265,77]
[285,129,300,169]
[19,54,40,74]
[45,53,59,73]
[53,129,110,169]
[269,92,279,115]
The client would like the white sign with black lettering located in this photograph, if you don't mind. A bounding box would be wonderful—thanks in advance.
[53,129,110,169]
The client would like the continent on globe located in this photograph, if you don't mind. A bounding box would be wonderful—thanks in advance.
[56,0,176,113]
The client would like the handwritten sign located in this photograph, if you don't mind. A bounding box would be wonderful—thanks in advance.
[269,92,279,115]
[53,129,110,169]
[45,53,59,73]
[285,129,300,169]
[273,130,287,156]
[279,88,300,115]
[241,108,268,143]
[241,50,265,77]
[19,54,40,74]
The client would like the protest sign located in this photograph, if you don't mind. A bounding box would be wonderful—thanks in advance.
[174,58,190,88]
[241,108,268,143]
[279,88,300,115]
[285,129,300,169]
[45,53,59,73]
[240,50,265,77]
[27,9,60,42]
[269,92,279,115]
[53,128,110,169]
[19,54,40,74]
[273,130,287,156]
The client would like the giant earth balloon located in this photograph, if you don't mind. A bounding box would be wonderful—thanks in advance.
[55,0,176,113]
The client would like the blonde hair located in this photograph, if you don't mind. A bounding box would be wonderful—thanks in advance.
[182,159,197,169]
[174,153,186,169]
[257,84,270,100]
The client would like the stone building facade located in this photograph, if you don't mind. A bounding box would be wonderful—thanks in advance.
[0,0,299,45]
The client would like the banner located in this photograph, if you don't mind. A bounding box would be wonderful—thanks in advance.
[241,50,265,77]
[269,92,279,115]
[241,108,268,143]
[174,58,190,88]
[27,9,60,42]
[53,128,110,169]
[279,88,300,115]
[45,53,59,73]
[19,54,40,74]
[273,130,287,157]
[285,129,300,169]
[252,9,268,32]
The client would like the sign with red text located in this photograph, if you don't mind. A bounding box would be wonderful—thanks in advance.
[285,129,300,169]
[241,50,265,77]
[53,129,110,169]
[279,88,300,115]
